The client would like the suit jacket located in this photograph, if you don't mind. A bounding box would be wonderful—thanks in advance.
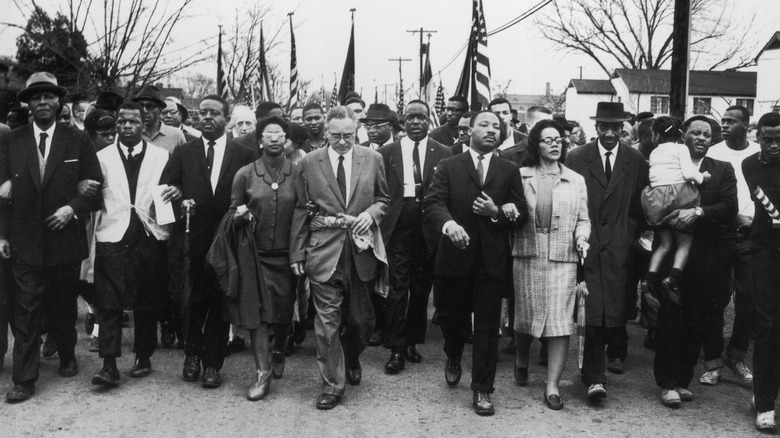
[513,164,590,262]
[290,145,389,283]
[377,138,452,245]
[160,136,255,259]
[423,153,527,279]
[500,138,529,167]
[691,157,737,242]
[450,142,469,155]
[0,124,103,266]
[564,141,649,326]
[429,125,458,147]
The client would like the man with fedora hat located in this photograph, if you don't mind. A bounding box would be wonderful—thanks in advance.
[131,85,186,153]
[93,90,125,116]
[361,103,398,151]
[163,96,201,142]
[564,101,649,403]
[0,71,103,402]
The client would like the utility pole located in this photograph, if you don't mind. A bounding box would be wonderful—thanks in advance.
[670,0,691,119]
[407,27,437,98]
[578,66,583,80]
[389,57,412,109]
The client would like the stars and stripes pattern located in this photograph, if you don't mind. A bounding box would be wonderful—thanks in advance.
[288,16,299,110]
[330,82,339,109]
[430,80,445,128]
[217,29,228,100]
[471,0,491,109]
[397,83,404,114]
[257,21,273,102]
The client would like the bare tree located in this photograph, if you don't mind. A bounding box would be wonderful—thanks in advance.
[536,91,566,114]
[2,0,209,96]
[181,72,215,99]
[536,0,758,77]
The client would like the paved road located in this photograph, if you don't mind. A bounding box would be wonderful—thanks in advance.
[0,301,765,437]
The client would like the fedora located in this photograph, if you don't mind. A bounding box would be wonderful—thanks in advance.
[359,103,397,124]
[17,72,68,103]
[589,102,631,123]
[94,90,125,112]
[165,96,189,122]
[131,85,166,109]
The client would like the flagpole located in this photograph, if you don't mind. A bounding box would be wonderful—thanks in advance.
[288,12,298,111]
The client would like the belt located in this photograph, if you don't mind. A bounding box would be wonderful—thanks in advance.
[403,197,421,203]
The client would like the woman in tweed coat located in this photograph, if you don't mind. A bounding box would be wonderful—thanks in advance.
[507,119,590,410]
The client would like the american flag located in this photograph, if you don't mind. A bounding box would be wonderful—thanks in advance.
[300,85,308,106]
[471,0,491,109]
[330,82,339,109]
[217,29,228,100]
[257,22,273,102]
[288,15,299,111]
[430,80,445,128]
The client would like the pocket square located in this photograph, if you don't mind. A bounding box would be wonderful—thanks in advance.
[64,159,79,163]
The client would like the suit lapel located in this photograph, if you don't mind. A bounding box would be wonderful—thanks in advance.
[460,152,482,187]
[23,126,41,192]
[390,143,403,187]
[482,154,500,188]
[42,126,66,188]
[194,138,210,183]
[318,150,346,207]
[604,145,628,199]
[348,146,364,207]
[216,139,235,188]
[587,143,609,190]
[422,139,436,183]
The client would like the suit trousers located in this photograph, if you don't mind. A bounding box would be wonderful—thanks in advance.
[581,325,630,385]
[434,254,503,393]
[750,243,780,413]
[11,262,79,385]
[184,259,228,370]
[384,200,434,350]
[0,258,15,360]
[310,244,375,396]
[723,236,755,361]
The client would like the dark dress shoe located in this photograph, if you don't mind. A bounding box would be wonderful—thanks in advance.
[92,366,120,387]
[41,334,58,358]
[316,393,341,410]
[201,367,221,388]
[544,391,564,410]
[271,349,286,379]
[607,358,625,374]
[445,354,462,386]
[58,357,79,377]
[514,367,529,386]
[130,357,152,378]
[160,323,176,349]
[384,352,406,374]
[182,355,201,382]
[346,363,362,386]
[368,330,383,347]
[404,344,422,363]
[473,391,495,416]
[229,335,246,352]
[6,383,35,402]
[85,312,96,336]
[660,276,681,305]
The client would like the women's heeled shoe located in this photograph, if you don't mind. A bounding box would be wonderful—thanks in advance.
[247,370,272,401]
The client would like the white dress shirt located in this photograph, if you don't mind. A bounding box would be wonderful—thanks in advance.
[204,135,227,193]
[328,146,354,203]
[118,140,143,160]
[597,140,619,174]
[400,136,428,197]
[33,123,56,161]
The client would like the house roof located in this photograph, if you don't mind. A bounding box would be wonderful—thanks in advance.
[756,31,780,62]
[612,69,756,97]
[567,79,616,95]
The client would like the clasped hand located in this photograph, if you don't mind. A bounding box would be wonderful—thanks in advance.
[472,191,498,218]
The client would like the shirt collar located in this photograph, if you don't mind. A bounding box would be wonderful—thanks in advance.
[328,145,354,161]
[118,140,143,151]
[33,122,56,139]
[468,147,492,164]
[402,136,428,148]
[597,140,618,158]
[204,134,227,149]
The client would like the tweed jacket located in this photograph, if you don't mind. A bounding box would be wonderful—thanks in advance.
[512,164,590,262]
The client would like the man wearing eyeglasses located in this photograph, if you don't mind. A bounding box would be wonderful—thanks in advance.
[429,96,469,147]
[159,95,255,390]
[130,85,186,154]
[453,112,473,155]
[360,103,397,151]
[162,96,201,142]
[290,106,389,410]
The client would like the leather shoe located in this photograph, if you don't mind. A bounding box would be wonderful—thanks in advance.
[271,349,286,379]
[89,336,100,353]
[384,352,406,374]
[514,367,529,386]
[445,354,462,387]
[404,344,422,363]
[316,393,341,410]
[92,365,120,387]
[41,333,58,358]
[182,355,201,382]
[130,357,152,378]
[58,357,78,377]
[346,362,362,386]
[247,370,271,401]
[473,391,495,416]
[368,330,383,347]
[6,383,35,402]
[160,323,176,349]
[607,358,624,374]
[544,391,564,410]
[201,367,221,388]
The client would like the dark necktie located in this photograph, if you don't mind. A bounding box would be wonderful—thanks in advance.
[337,155,347,201]
[127,145,134,161]
[38,133,48,157]
[206,141,215,173]
[604,151,612,181]
[477,154,485,186]
[413,141,422,200]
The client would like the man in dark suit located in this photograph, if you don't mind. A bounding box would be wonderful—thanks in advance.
[160,95,255,389]
[489,97,526,152]
[424,110,527,416]
[377,100,451,374]
[451,112,473,155]
[564,102,649,402]
[429,96,469,147]
[360,103,397,151]
[290,106,389,410]
[0,72,103,402]
[652,115,738,407]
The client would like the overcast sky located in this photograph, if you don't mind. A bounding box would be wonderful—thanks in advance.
[1,0,778,100]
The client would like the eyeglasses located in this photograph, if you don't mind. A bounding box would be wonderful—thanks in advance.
[540,137,563,145]
[262,132,286,140]
[328,133,355,142]
[161,109,180,116]
[364,122,389,131]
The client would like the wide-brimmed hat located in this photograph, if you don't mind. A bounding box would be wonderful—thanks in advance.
[131,85,166,108]
[589,102,631,123]
[359,103,396,124]
[17,72,68,103]
[94,91,125,112]
[165,96,189,122]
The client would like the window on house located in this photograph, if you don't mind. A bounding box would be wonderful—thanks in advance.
[736,99,754,116]
[651,96,669,114]
[693,97,712,115]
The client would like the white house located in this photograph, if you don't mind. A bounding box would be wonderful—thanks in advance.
[755,31,780,116]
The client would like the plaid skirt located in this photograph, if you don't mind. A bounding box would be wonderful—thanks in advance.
[641,182,700,227]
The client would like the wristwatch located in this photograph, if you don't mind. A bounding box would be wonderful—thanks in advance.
[694,207,703,217]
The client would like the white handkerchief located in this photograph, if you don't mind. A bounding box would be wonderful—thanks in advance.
[152,185,176,225]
